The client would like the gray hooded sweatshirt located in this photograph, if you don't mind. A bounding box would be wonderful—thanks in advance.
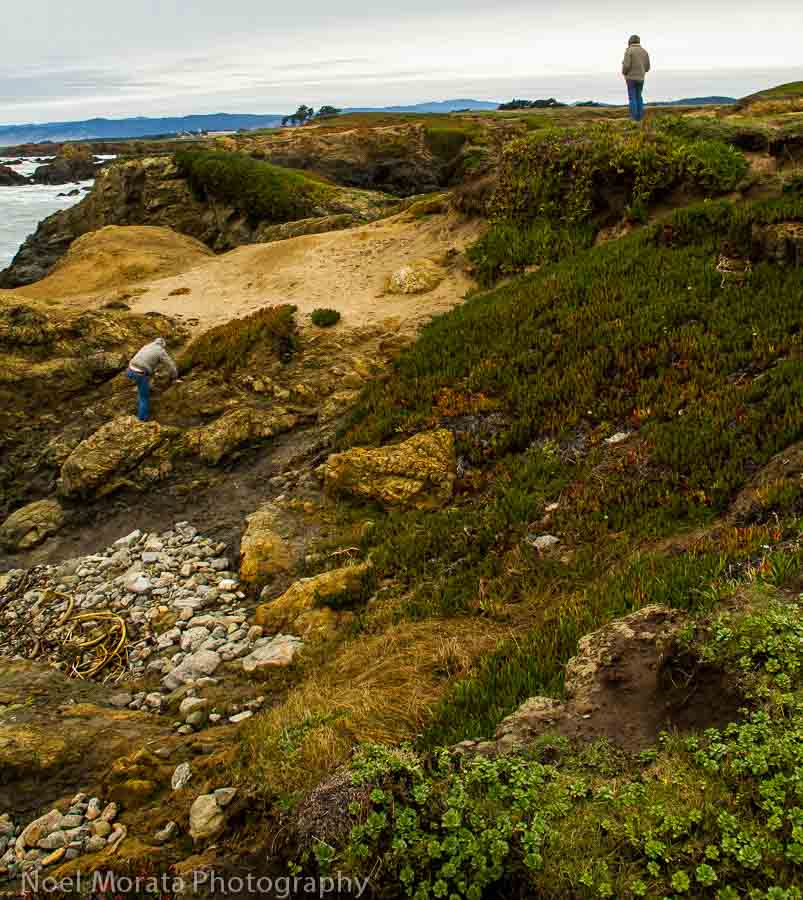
[128,337,178,379]
[622,40,651,81]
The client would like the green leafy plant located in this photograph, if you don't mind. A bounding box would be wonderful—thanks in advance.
[310,308,342,327]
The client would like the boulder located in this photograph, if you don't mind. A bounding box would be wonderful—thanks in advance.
[162,649,222,690]
[254,563,369,631]
[384,258,445,295]
[189,794,226,842]
[0,499,65,551]
[30,155,99,186]
[325,430,456,509]
[0,164,29,187]
[185,407,298,465]
[241,635,304,673]
[59,416,175,498]
[239,505,293,584]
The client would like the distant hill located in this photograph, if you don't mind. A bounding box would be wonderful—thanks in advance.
[648,96,736,107]
[738,81,803,109]
[345,99,500,114]
[0,113,286,146]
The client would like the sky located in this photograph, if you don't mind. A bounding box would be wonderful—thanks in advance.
[2,0,803,124]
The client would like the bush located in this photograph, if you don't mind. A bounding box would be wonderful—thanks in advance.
[174,149,332,224]
[179,305,298,372]
[490,124,749,225]
[310,308,341,327]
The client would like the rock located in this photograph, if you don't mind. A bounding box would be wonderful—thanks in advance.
[179,697,210,719]
[0,164,29,186]
[213,788,237,808]
[162,649,222,690]
[189,794,226,842]
[530,534,560,552]
[16,810,63,854]
[228,711,253,724]
[185,407,298,465]
[241,635,304,673]
[171,762,192,791]
[58,815,83,830]
[59,416,176,498]
[325,430,456,510]
[31,154,100,186]
[91,820,112,839]
[85,798,102,821]
[605,431,631,445]
[384,258,445,295]
[85,835,107,853]
[42,846,67,867]
[100,802,118,823]
[239,505,293,583]
[153,821,178,845]
[180,626,211,652]
[0,499,65,551]
[115,530,142,547]
[254,563,369,632]
[37,830,67,851]
[109,692,133,708]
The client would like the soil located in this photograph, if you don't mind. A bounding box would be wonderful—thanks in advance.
[21,208,481,338]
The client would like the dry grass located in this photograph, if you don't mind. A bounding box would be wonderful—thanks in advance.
[231,617,512,799]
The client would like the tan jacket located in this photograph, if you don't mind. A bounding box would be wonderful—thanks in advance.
[622,44,651,80]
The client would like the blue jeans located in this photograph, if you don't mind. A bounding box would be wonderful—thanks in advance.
[626,79,645,121]
[126,369,150,421]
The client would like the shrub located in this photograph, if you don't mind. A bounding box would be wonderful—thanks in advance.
[310,308,341,327]
[174,149,332,224]
[179,305,297,373]
[490,124,749,226]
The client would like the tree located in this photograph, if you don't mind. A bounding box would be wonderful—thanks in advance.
[282,105,315,127]
[315,105,342,119]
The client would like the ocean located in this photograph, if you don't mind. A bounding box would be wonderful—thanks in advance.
[0,157,99,271]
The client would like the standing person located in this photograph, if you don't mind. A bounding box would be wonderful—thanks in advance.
[126,337,178,422]
[622,35,651,123]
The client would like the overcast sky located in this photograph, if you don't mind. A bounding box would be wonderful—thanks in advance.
[3,0,802,123]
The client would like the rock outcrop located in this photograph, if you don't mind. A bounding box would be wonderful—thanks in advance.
[238,124,444,196]
[254,563,369,635]
[325,430,456,509]
[59,416,177,498]
[0,165,28,187]
[0,499,65,551]
[0,155,395,288]
[30,155,100,185]
[239,505,294,584]
[185,406,298,465]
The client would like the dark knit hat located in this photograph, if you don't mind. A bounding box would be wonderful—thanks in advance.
[629,35,641,44]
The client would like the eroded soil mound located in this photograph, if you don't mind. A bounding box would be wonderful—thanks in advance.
[18,225,213,299]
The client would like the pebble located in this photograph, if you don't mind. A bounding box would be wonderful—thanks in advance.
[153,821,178,845]
[229,711,253,724]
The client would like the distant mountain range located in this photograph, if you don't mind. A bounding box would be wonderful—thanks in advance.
[0,96,737,145]
[0,113,286,146]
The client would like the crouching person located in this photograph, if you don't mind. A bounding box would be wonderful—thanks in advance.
[126,337,178,422]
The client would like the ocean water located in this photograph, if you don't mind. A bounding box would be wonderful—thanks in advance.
[0,157,98,271]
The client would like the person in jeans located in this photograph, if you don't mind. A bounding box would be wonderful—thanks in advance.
[622,35,651,123]
[126,337,178,421]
